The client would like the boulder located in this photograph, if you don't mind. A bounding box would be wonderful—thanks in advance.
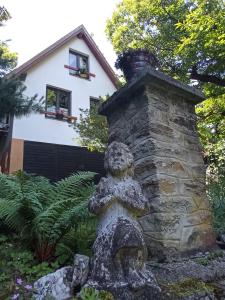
[33,266,73,300]
[33,254,89,300]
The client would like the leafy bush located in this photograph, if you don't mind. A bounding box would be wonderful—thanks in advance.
[0,171,96,262]
[208,176,225,234]
[73,96,108,153]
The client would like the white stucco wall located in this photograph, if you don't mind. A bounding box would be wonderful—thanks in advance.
[13,37,117,146]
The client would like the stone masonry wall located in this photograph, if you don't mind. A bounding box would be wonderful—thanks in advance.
[107,83,215,259]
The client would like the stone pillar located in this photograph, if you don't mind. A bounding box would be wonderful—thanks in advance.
[99,67,216,259]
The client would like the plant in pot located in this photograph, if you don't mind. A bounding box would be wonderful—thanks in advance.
[55,109,64,120]
[115,49,159,82]
[79,68,89,79]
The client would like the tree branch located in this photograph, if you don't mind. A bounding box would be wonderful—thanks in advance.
[191,65,225,87]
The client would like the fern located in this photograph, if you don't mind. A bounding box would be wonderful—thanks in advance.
[0,171,96,262]
[56,217,97,265]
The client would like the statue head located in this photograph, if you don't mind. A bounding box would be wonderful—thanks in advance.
[104,142,134,177]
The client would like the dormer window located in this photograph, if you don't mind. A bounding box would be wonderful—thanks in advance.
[69,50,89,79]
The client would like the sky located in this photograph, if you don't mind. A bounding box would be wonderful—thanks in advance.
[1,0,120,70]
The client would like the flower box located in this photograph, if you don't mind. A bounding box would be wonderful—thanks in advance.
[64,65,96,78]
[43,111,77,123]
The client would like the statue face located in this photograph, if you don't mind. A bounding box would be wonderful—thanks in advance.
[104,142,134,176]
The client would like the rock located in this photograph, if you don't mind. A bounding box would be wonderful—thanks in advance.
[33,266,73,300]
[33,254,90,300]
[72,254,89,288]
[147,251,225,299]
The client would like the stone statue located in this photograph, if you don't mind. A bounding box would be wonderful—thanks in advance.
[87,141,161,299]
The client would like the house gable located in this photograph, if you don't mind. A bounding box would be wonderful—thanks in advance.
[12,25,118,88]
[12,27,117,147]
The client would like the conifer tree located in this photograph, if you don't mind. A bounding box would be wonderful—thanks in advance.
[0,7,42,170]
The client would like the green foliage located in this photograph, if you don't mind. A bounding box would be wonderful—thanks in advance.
[0,171,96,298]
[195,250,224,266]
[0,234,58,300]
[77,287,114,300]
[55,219,97,265]
[106,0,225,177]
[195,257,209,266]
[196,95,225,178]
[0,75,42,118]
[73,97,108,152]
[106,0,225,88]
[208,175,225,233]
[0,171,96,262]
[0,7,16,73]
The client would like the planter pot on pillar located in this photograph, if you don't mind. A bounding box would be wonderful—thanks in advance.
[115,49,158,81]
[55,114,64,120]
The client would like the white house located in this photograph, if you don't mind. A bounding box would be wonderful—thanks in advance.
[7,25,117,179]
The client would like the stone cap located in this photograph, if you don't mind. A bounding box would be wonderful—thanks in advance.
[99,66,205,116]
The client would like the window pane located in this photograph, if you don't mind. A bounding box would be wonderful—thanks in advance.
[69,51,89,78]
[46,88,57,112]
[69,52,78,75]
[58,91,70,116]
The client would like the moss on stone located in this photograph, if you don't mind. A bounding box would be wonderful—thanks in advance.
[74,287,114,300]
[163,278,213,297]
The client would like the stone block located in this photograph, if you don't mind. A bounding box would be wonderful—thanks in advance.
[147,195,196,214]
[193,196,210,210]
[149,122,174,138]
[158,179,177,194]
[180,225,216,251]
[185,210,212,227]
[135,158,157,180]
[132,138,156,161]
[170,115,197,135]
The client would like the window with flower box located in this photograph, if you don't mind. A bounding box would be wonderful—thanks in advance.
[45,86,71,120]
[68,50,89,79]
